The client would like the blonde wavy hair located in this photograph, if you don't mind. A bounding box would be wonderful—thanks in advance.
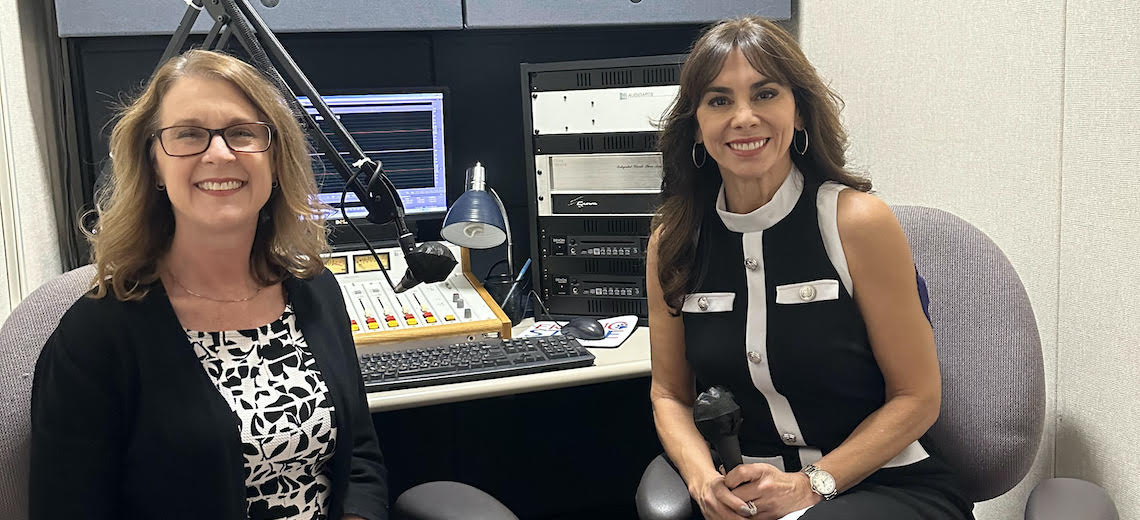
[89,49,328,301]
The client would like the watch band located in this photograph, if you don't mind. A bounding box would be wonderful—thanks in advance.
[802,464,838,500]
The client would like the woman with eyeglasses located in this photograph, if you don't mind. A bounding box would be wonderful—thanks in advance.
[29,50,387,520]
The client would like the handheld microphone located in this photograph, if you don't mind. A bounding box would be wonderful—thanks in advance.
[260,0,280,7]
[693,385,744,473]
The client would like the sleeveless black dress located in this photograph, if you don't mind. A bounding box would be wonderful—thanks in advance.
[681,168,973,519]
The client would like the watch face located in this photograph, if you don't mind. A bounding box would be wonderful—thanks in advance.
[810,471,837,495]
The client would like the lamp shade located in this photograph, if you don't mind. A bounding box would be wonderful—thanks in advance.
[441,190,507,249]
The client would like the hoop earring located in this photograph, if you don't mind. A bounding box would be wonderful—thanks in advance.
[794,128,810,156]
[271,180,279,189]
[692,142,707,168]
[155,181,166,191]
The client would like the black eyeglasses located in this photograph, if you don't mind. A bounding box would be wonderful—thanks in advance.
[153,122,274,157]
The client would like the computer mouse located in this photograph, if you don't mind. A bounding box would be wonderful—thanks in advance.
[560,317,606,340]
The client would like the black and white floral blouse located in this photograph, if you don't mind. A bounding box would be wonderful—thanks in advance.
[188,305,338,520]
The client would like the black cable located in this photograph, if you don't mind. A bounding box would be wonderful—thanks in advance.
[528,289,555,322]
[483,258,508,282]
[340,167,397,292]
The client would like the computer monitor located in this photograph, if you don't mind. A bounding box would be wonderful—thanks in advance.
[297,89,449,223]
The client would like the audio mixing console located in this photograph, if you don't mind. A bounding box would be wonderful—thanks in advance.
[324,243,512,351]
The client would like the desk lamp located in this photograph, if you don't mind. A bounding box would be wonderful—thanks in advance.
[442,163,514,279]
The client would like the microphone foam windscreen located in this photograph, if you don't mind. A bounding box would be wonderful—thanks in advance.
[693,385,743,438]
[405,242,458,284]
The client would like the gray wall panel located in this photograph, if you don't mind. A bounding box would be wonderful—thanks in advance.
[465,0,790,29]
[55,0,464,37]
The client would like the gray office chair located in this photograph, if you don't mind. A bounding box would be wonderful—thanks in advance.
[635,206,1118,520]
[395,481,519,520]
[0,264,95,520]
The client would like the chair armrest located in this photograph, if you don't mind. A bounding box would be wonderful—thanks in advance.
[636,454,693,520]
[1025,478,1118,520]
[394,481,518,520]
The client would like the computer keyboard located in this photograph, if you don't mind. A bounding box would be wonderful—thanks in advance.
[359,336,596,392]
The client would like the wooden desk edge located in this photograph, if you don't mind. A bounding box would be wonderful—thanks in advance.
[461,248,513,339]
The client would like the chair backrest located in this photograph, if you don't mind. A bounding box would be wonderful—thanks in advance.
[0,265,96,520]
[892,206,1045,502]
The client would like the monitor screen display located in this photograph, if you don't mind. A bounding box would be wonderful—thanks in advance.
[297,91,448,220]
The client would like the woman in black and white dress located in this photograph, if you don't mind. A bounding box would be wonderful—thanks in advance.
[648,18,973,520]
[30,50,387,520]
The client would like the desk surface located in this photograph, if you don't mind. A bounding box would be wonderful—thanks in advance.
[366,320,651,412]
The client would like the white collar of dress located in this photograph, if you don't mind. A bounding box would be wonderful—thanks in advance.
[715,166,804,233]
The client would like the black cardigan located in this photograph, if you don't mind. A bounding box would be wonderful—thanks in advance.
[29,270,388,520]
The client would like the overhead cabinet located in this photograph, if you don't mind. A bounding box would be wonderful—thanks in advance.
[54,0,465,37]
[463,0,790,29]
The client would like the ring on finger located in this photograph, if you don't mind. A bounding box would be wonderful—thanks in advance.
[740,500,758,517]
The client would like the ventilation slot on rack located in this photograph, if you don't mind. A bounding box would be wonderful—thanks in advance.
[606,219,638,234]
[643,66,678,85]
[582,259,642,274]
[576,72,593,87]
[589,299,646,315]
[577,136,595,151]
[582,219,637,233]
[603,135,636,150]
[601,69,635,86]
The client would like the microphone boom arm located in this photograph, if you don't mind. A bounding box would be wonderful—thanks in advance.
[161,0,417,256]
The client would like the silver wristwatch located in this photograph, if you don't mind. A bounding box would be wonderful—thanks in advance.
[801,464,838,500]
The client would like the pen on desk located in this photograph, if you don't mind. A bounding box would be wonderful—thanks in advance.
[501,258,531,304]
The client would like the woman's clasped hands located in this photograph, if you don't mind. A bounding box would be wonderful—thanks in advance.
[692,463,821,520]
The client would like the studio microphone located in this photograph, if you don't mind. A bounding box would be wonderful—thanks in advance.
[693,385,744,473]
[355,158,458,293]
[393,238,457,293]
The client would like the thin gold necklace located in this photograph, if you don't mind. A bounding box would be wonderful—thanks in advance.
[167,271,263,303]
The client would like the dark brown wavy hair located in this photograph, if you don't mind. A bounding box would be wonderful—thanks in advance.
[653,17,871,312]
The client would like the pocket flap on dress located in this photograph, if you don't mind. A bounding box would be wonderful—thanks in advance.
[775,279,840,304]
[681,292,735,313]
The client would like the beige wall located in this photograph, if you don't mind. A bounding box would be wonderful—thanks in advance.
[799,0,1137,518]
[1057,0,1140,516]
